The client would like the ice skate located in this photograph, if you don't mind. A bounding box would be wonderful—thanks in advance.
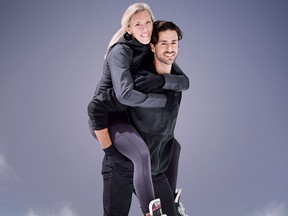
[175,188,188,216]
[149,198,166,216]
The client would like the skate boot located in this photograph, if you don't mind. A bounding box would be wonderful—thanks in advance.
[175,188,188,216]
[149,198,167,216]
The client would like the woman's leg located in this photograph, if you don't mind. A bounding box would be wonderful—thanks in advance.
[109,122,155,214]
[165,138,181,194]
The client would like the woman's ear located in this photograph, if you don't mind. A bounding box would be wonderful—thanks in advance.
[126,27,131,35]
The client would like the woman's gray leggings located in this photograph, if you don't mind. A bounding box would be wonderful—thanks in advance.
[109,122,154,214]
[90,119,181,214]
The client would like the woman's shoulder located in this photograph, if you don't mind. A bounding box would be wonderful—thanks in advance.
[113,42,131,51]
[106,43,134,64]
[108,43,133,57]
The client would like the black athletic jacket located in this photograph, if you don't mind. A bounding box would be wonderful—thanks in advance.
[126,56,184,175]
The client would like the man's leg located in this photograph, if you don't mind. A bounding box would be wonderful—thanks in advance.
[152,173,177,216]
[164,139,188,216]
[165,138,181,194]
[102,158,134,216]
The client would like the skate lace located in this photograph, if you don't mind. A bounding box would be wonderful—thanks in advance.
[177,202,188,216]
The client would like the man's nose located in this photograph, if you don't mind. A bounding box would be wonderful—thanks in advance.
[167,43,173,51]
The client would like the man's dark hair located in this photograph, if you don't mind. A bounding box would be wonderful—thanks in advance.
[150,20,183,45]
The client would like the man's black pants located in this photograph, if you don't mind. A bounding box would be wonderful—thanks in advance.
[102,158,177,216]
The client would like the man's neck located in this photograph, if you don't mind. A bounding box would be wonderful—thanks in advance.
[154,60,172,75]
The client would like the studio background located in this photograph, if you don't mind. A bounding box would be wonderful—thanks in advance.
[0,0,287,215]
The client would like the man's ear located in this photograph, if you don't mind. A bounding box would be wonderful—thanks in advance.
[150,43,155,53]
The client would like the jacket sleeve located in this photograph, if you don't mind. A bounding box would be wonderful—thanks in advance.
[107,44,167,108]
[87,88,126,130]
[162,62,190,91]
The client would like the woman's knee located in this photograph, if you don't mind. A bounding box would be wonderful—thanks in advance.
[138,147,150,161]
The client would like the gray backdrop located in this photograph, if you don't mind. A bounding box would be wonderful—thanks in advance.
[0,0,287,215]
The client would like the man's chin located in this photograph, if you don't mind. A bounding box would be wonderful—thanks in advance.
[166,59,175,64]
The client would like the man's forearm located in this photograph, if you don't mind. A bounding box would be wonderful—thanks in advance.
[95,128,112,149]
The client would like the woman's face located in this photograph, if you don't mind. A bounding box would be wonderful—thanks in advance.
[127,10,153,45]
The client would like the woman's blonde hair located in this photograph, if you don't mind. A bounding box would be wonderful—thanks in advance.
[104,3,155,58]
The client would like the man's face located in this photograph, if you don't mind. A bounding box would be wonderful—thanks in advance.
[151,30,179,65]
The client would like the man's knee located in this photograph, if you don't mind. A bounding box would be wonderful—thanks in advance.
[102,162,134,215]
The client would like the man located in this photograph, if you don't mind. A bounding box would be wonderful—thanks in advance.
[88,21,189,216]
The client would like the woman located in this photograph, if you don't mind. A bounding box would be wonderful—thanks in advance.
[88,3,188,216]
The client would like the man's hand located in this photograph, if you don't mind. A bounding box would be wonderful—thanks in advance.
[134,71,165,93]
